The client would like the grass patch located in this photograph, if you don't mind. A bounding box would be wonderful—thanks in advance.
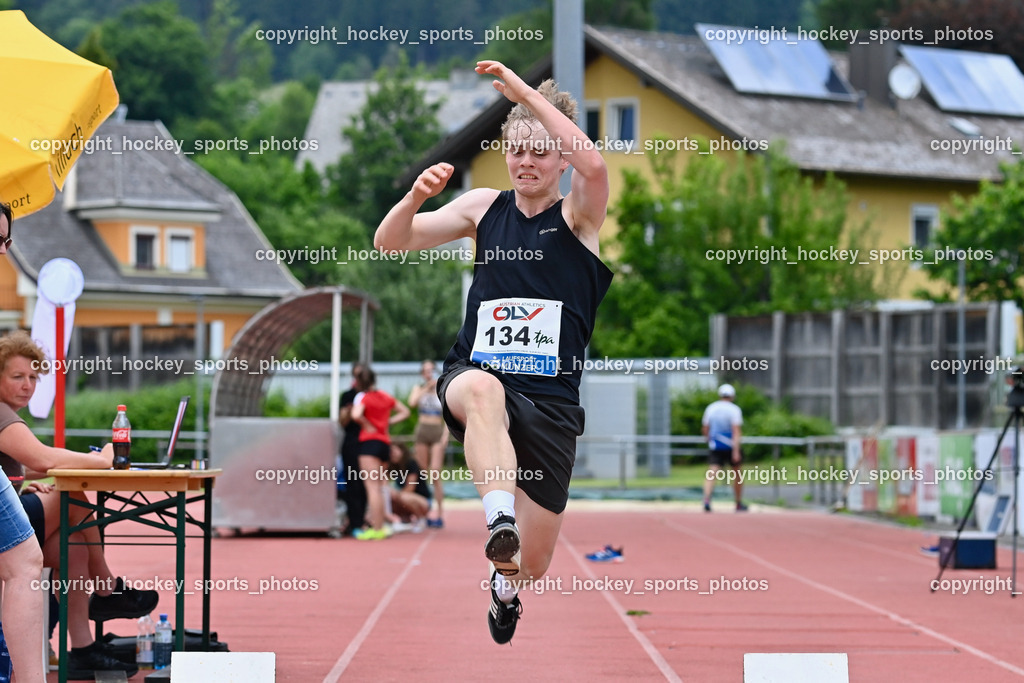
[569,453,811,489]
[891,514,925,528]
[436,452,826,491]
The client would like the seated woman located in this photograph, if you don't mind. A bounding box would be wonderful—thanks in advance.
[386,442,431,531]
[0,331,155,678]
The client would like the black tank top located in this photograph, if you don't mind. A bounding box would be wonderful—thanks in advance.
[443,190,613,403]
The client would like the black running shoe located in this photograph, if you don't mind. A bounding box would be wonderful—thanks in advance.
[485,513,521,577]
[88,577,159,622]
[67,641,139,680]
[98,638,137,665]
[487,571,522,645]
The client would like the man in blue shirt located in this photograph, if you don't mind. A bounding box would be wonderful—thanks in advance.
[702,384,747,512]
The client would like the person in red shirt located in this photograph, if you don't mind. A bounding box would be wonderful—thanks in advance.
[351,367,410,538]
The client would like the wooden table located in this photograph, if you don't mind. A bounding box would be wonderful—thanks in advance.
[47,467,221,682]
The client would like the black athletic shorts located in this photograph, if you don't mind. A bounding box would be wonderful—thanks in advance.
[437,359,585,515]
[709,449,742,468]
[357,439,391,462]
[20,491,46,545]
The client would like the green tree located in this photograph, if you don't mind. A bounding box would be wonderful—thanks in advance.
[203,0,273,86]
[593,140,880,357]
[813,0,899,31]
[197,140,464,361]
[887,0,1024,70]
[587,0,655,29]
[240,81,316,159]
[921,160,1024,311]
[97,1,214,125]
[477,6,552,73]
[195,151,344,285]
[481,0,654,73]
[653,0,803,34]
[326,55,443,229]
[289,255,464,362]
[76,27,117,70]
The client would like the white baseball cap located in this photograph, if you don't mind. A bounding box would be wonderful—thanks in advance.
[718,384,736,397]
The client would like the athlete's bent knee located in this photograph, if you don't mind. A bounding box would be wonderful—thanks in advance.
[520,554,554,580]
[448,370,506,424]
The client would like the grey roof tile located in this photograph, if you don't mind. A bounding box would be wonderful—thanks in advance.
[410,26,1024,185]
[11,120,301,297]
[587,26,1023,182]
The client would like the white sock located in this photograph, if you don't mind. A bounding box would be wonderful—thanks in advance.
[482,490,516,526]
[495,573,519,604]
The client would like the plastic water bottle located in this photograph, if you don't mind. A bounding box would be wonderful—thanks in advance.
[0,621,11,683]
[136,614,155,669]
[153,613,172,669]
[112,405,131,469]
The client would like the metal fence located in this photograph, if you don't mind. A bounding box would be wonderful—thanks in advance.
[575,434,844,500]
[38,427,850,507]
[711,304,1013,429]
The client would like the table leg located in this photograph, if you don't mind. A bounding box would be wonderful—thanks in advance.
[58,492,69,683]
[93,492,107,644]
[175,491,186,652]
[202,479,212,649]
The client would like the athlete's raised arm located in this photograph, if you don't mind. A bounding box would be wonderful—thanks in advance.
[375,163,496,252]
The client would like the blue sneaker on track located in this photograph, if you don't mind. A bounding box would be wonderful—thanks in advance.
[585,545,624,563]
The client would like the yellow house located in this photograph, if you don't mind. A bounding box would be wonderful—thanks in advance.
[3,119,300,388]
[411,25,1024,301]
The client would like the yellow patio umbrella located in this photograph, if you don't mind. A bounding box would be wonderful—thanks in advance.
[0,9,119,217]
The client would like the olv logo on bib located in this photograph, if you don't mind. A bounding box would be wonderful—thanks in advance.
[471,298,562,376]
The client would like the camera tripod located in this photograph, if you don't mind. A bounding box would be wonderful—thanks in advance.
[932,383,1023,597]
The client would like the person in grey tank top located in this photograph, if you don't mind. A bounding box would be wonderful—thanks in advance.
[409,360,449,528]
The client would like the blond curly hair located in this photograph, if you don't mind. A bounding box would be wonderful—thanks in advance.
[500,79,579,142]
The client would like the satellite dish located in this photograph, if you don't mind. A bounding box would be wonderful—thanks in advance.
[888,63,922,100]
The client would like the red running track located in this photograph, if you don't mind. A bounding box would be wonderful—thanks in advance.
[56,501,1024,682]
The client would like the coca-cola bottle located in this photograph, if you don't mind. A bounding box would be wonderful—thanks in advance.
[112,405,131,469]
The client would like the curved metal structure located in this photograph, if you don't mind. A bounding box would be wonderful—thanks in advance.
[210,285,378,419]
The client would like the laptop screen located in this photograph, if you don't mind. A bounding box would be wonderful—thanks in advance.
[164,396,190,463]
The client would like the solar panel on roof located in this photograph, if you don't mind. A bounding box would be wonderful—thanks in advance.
[696,23,857,102]
[899,45,1024,117]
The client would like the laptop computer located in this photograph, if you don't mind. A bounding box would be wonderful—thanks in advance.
[132,396,190,469]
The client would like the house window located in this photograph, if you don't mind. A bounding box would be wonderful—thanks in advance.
[584,102,601,139]
[131,228,159,270]
[167,233,193,272]
[911,204,939,249]
[606,99,638,144]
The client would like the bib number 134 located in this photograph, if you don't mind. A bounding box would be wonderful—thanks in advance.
[484,326,533,346]
[471,298,562,377]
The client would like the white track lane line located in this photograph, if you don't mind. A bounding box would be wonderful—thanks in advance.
[560,534,684,683]
[323,534,434,682]
[661,518,1024,677]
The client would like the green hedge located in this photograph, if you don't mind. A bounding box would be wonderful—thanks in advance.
[25,380,424,463]
[262,389,417,437]
[24,379,209,463]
